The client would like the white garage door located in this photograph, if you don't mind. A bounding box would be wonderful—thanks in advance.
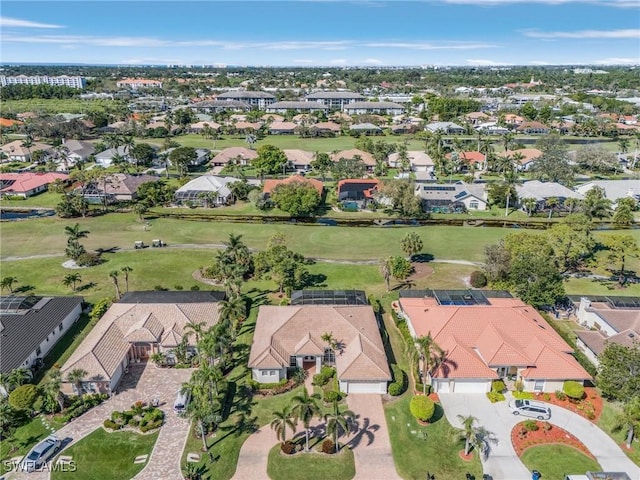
[453,380,488,393]
[436,380,450,393]
[345,381,383,394]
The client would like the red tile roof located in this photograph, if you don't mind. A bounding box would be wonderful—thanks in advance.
[0,172,69,194]
[400,296,591,381]
[445,151,485,164]
[262,175,323,195]
[0,118,23,127]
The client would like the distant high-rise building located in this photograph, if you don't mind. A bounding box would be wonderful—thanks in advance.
[0,75,86,89]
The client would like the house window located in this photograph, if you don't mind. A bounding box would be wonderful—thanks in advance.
[534,380,545,392]
[289,356,297,367]
[45,335,49,342]
[470,200,479,210]
[324,348,335,364]
[58,323,63,332]
[36,347,41,356]
[268,370,276,376]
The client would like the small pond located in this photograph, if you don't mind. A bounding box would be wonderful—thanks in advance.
[0,209,55,221]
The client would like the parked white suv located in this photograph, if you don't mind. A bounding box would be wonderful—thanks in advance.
[19,435,61,472]
[508,399,551,420]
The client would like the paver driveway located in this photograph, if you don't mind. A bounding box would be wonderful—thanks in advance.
[439,392,640,480]
[346,394,401,480]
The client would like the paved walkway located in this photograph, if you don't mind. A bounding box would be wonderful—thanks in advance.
[439,392,640,480]
[4,364,192,480]
[346,394,401,480]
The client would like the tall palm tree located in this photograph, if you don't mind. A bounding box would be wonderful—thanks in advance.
[270,406,297,445]
[219,296,246,334]
[291,389,321,452]
[121,266,133,293]
[380,257,392,292]
[184,321,206,344]
[62,273,81,292]
[21,136,34,162]
[8,368,31,390]
[64,223,89,242]
[408,334,445,395]
[456,414,495,459]
[44,369,65,412]
[109,270,121,300]
[67,368,88,397]
[501,132,515,153]
[324,400,356,453]
[502,168,518,218]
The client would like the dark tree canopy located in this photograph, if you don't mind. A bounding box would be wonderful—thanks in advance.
[271,181,322,217]
[598,343,640,402]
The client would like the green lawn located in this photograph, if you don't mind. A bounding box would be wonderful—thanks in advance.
[0,416,50,474]
[0,191,62,208]
[597,399,640,466]
[51,428,159,480]
[520,444,601,480]
[267,444,355,480]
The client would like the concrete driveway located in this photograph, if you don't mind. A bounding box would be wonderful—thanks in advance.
[439,392,640,480]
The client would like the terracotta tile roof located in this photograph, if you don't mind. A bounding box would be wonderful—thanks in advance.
[502,148,543,164]
[312,122,341,132]
[446,151,485,164]
[211,147,258,164]
[0,172,69,194]
[263,175,323,195]
[269,121,297,131]
[433,339,499,379]
[336,179,380,198]
[0,118,23,127]
[283,149,314,166]
[400,297,591,381]
[330,149,375,166]
[248,306,391,381]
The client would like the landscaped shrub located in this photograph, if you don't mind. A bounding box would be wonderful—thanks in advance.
[76,252,101,266]
[324,390,342,403]
[281,441,296,455]
[542,393,551,401]
[514,380,524,392]
[140,420,162,433]
[523,420,539,431]
[321,439,335,454]
[8,385,40,411]
[491,380,506,393]
[103,419,121,430]
[312,366,335,387]
[128,418,140,427]
[512,391,534,400]
[563,381,585,401]
[470,271,488,288]
[486,391,505,403]
[388,365,408,396]
[409,395,435,422]
[542,421,552,432]
[555,390,567,401]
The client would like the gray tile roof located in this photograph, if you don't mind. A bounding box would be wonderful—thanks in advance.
[217,91,276,99]
[268,101,328,110]
[0,296,83,373]
[516,180,584,202]
[305,91,365,100]
[344,101,404,109]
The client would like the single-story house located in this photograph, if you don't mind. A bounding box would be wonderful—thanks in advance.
[283,149,314,171]
[160,148,210,167]
[210,147,258,167]
[268,122,298,135]
[330,149,376,172]
[263,175,323,198]
[445,151,487,171]
[337,179,380,209]
[416,181,487,213]
[61,139,95,165]
[1,140,53,162]
[262,114,285,122]
[82,173,159,203]
[516,121,551,135]
[502,148,543,171]
[574,296,640,367]
[394,151,435,172]
[349,123,383,136]
[309,122,342,137]
[174,175,241,206]
[425,122,466,135]
[95,146,131,167]
[188,121,221,134]
[60,291,225,395]
[464,112,493,125]
[516,180,583,211]
[475,122,510,135]
[575,180,640,207]
[390,124,420,135]
[398,290,591,393]
[1,295,83,376]
[504,114,525,126]
[0,172,69,198]
[248,304,391,394]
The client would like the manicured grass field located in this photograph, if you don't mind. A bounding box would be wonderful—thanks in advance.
[267,444,355,480]
[597,400,640,466]
[0,416,50,474]
[520,444,601,480]
[0,192,62,208]
[51,428,159,480]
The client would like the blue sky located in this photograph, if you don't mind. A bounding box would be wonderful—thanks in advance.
[1,1,638,66]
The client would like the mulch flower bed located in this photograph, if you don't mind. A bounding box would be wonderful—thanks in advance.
[511,420,595,459]
[531,387,603,422]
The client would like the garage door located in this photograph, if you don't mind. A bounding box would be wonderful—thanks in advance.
[436,380,450,393]
[452,380,488,393]
[345,382,384,394]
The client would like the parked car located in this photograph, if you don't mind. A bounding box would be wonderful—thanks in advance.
[19,435,61,472]
[508,399,551,420]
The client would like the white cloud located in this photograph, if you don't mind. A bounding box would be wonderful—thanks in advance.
[593,57,640,64]
[523,28,640,39]
[362,58,384,64]
[466,59,512,65]
[528,60,552,65]
[0,16,64,29]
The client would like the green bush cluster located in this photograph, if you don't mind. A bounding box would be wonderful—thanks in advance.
[8,385,40,411]
[62,393,108,422]
[103,419,121,430]
[470,270,488,288]
[512,391,534,400]
[491,380,506,393]
[563,380,585,400]
[388,365,408,396]
[486,391,506,403]
[409,395,435,422]
[324,390,343,403]
[321,439,335,454]
[108,404,165,433]
[312,366,336,387]
[523,419,539,431]
[555,390,567,401]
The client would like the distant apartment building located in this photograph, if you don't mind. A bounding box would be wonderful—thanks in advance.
[216,91,276,110]
[116,78,163,89]
[0,75,86,89]
[305,91,365,110]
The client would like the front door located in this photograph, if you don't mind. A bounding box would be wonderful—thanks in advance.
[135,343,152,361]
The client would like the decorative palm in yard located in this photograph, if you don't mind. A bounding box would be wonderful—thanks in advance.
[407,334,446,395]
[291,389,321,452]
[324,400,356,453]
[270,405,297,445]
[456,414,496,460]
[67,368,88,397]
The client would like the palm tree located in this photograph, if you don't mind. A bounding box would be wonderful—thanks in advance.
[219,296,246,334]
[0,276,18,293]
[132,202,148,221]
[324,400,356,453]
[21,136,34,162]
[121,266,133,293]
[613,396,640,449]
[184,321,206,344]
[456,414,495,460]
[62,273,81,292]
[291,389,321,452]
[67,368,88,397]
[503,168,518,217]
[501,132,515,152]
[109,270,121,300]
[546,197,559,219]
[64,223,90,242]
[401,232,423,261]
[270,406,297,445]
[8,368,31,390]
[44,369,65,412]
[409,334,445,395]
[618,137,630,154]
[380,257,392,292]
[522,198,537,217]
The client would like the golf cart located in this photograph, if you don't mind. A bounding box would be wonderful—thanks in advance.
[134,240,145,249]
